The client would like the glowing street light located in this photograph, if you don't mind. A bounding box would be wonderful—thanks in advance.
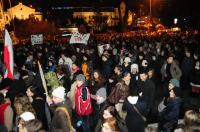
[174,18,178,25]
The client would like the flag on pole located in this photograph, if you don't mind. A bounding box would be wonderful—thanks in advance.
[38,61,48,96]
[4,29,14,79]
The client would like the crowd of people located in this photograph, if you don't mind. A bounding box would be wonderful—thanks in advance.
[0,31,200,132]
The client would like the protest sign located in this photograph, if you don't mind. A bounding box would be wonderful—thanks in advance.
[70,32,90,44]
[31,34,43,45]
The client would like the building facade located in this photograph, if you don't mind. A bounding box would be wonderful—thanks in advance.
[73,8,119,27]
[0,3,42,30]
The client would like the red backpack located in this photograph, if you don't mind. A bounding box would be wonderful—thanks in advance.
[75,86,93,116]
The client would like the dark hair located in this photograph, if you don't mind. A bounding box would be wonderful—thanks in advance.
[0,71,3,77]
[90,70,105,86]
[0,93,5,105]
[139,67,148,75]
[168,53,175,58]
[122,72,130,78]
[172,87,181,97]
[104,105,119,118]
[28,86,45,99]
[115,65,122,72]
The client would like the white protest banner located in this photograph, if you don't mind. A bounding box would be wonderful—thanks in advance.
[31,34,43,45]
[70,32,90,44]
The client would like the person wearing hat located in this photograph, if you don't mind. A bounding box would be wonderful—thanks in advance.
[18,111,35,131]
[158,83,182,132]
[162,78,181,102]
[18,111,44,132]
[93,87,107,127]
[122,92,147,132]
[130,63,139,93]
[74,74,92,132]
[169,79,180,89]
[121,57,131,73]
[47,86,73,132]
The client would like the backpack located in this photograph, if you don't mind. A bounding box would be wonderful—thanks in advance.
[75,87,93,116]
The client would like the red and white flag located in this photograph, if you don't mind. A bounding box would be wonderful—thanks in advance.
[4,29,14,79]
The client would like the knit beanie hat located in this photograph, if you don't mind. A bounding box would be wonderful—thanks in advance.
[169,79,180,88]
[75,74,85,83]
[52,86,66,100]
[96,87,107,104]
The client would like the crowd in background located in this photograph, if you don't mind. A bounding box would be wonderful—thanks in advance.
[0,31,200,132]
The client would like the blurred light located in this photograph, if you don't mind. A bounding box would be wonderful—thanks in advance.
[62,34,72,37]
[174,18,178,24]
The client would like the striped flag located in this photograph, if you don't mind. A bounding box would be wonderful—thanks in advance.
[4,29,14,79]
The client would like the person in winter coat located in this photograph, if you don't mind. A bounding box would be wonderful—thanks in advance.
[158,85,182,132]
[190,60,200,94]
[161,54,182,83]
[26,86,48,130]
[0,93,13,131]
[130,63,139,94]
[111,48,120,68]
[58,53,73,70]
[47,86,73,132]
[137,68,156,115]
[89,70,106,97]
[107,65,123,95]
[181,50,194,88]
[101,54,113,80]
[55,65,71,93]
[74,74,93,132]
[108,72,131,104]
[121,57,131,73]
[122,93,147,132]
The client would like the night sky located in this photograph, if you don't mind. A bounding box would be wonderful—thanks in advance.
[3,0,200,26]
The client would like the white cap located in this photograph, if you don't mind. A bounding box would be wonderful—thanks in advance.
[124,57,131,63]
[131,63,139,73]
[142,60,148,67]
[52,86,66,100]
[20,112,35,121]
